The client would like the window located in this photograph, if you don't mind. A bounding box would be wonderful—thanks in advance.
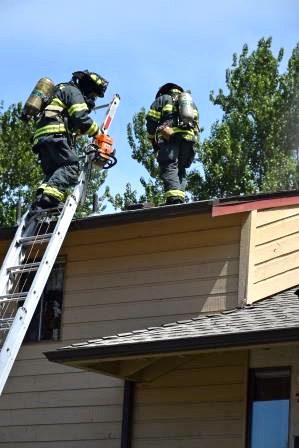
[20,259,65,342]
[247,368,291,448]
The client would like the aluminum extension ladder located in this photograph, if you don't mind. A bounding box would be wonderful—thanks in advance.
[0,94,120,395]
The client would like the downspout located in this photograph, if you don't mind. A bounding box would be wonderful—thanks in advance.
[121,380,135,448]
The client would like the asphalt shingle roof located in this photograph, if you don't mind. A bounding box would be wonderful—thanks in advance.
[56,286,299,356]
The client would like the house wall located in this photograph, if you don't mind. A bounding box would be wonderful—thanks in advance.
[238,204,299,304]
[132,344,299,448]
[133,350,248,448]
[62,212,242,341]
[0,211,242,447]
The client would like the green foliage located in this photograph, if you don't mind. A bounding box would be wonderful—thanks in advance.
[108,182,138,211]
[194,37,298,199]
[0,102,42,226]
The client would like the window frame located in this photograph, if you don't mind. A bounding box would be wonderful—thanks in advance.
[246,366,291,448]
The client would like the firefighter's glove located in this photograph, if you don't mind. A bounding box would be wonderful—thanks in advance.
[160,126,174,141]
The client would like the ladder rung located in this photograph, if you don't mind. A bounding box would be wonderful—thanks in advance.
[0,318,14,326]
[18,233,53,246]
[0,292,27,303]
[7,262,41,274]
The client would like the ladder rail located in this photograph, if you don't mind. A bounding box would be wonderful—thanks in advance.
[0,213,28,298]
[0,171,86,395]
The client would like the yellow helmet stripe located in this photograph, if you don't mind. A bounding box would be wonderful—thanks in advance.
[90,74,104,86]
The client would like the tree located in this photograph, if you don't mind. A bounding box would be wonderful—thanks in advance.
[0,103,108,227]
[193,37,298,199]
[113,38,298,209]
[0,103,42,227]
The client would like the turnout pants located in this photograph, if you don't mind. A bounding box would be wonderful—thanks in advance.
[33,135,80,202]
[157,136,195,204]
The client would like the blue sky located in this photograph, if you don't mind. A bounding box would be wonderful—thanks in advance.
[0,0,298,211]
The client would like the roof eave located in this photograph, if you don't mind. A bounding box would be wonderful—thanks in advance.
[45,326,299,367]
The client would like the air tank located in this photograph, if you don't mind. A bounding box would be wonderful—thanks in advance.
[23,77,55,118]
[178,91,194,125]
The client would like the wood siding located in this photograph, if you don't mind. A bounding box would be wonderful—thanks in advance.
[246,205,299,303]
[132,350,248,448]
[0,212,241,447]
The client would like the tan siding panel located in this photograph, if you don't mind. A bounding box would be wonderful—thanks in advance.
[64,213,243,247]
[63,277,238,324]
[256,206,299,227]
[255,232,299,264]
[65,227,240,262]
[135,401,243,421]
[250,266,299,303]
[180,350,248,369]
[133,419,242,438]
[0,404,122,426]
[254,250,299,283]
[146,366,245,388]
[65,260,239,294]
[0,387,123,410]
[133,438,241,448]
[0,442,120,448]
[66,243,240,278]
[136,384,244,404]
[11,358,79,377]
[255,214,299,246]
[5,371,120,393]
[0,422,121,443]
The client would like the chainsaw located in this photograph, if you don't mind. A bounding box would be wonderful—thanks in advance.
[86,94,120,169]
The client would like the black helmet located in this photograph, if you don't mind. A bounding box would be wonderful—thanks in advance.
[155,83,184,98]
[72,70,109,98]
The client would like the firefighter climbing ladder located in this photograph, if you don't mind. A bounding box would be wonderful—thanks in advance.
[0,94,120,396]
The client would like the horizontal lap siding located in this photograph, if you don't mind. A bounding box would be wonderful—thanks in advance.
[0,212,242,446]
[133,350,247,448]
[62,214,241,341]
[0,341,124,445]
[251,205,299,301]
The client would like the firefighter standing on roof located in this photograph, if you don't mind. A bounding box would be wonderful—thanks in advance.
[146,83,199,205]
[30,70,108,209]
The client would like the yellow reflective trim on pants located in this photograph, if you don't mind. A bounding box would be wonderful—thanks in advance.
[172,127,195,136]
[165,190,185,199]
[68,102,89,116]
[34,124,66,138]
[43,185,65,202]
[147,109,161,120]
[86,121,99,136]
